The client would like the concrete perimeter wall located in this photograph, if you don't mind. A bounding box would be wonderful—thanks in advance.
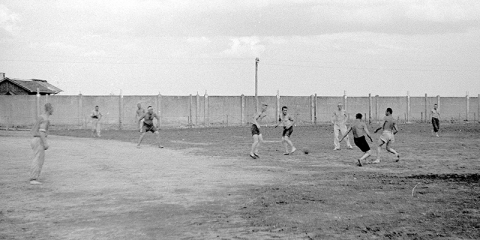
[0,93,478,129]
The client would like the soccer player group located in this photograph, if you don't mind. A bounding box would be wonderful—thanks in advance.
[28,102,442,184]
[249,102,441,167]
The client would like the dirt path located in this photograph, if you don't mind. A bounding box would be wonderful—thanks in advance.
[0,132,286,239]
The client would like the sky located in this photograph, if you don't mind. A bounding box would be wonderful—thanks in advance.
[1,0,479,96]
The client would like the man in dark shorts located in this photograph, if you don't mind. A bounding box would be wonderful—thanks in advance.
[275,106,296,155]
[137,106,163,148]
[250,103,268,159]
[340,113,373,166]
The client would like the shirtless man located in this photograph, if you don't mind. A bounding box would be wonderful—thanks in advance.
[29,103,53,185]
[250,103,268,159]
[431,103,440,137]
[331,102,353,150]
[136,103,146,132]
[275,106,296,155]
[137,106,163,148]
[340,113,373,166]
[91,106,102,137]
[373,108,400,163]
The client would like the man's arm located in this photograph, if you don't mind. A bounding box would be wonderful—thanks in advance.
[363,123,373,142]
[339,127,352,142]
[98,112,103,120]
[392,123,398,135]
[138,113,145,123]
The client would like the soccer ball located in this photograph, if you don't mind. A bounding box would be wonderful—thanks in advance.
[302,147,309,154]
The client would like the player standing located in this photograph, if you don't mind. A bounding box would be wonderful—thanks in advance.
[91,106,102,137]
[275,106,296,155]
[29,103,53,185]
[331,102,353,150]
[137,106,163,148]
[431,103,440,137]
[136,103,146,132]
[250,103,268,159]
[373,108,400,163]
[340,113,373,166]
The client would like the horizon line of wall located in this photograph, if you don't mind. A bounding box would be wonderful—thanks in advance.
[1,93,478,129]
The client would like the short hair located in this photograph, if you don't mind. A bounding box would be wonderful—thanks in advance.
[356,113,362,119]
[147,106,153,110]
[434,103,438,106]
[261,102,268,106]
[95,105,99,108]
[45,103,53,111]
[386,108,393,114]
[282,106,288,110]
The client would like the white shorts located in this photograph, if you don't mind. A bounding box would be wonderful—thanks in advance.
[380,131,395,143]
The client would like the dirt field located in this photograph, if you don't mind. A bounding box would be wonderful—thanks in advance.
[1,123,479,239]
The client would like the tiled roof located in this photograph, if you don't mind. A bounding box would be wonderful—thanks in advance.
[2,78,62,94]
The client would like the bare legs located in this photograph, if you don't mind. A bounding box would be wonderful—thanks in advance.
[375,140,399,163]
[250,134,263,158]
[282,136,296,155]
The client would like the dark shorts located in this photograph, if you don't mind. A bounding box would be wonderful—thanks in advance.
[143,124,158,133]
[282,126,293,137]
[354,136,370,152]
[251,124,260,136]
[432,117,439,132]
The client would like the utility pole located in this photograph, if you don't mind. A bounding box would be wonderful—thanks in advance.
[255,57,259,112]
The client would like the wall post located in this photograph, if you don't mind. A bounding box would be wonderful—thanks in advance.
[466,92,470,121]
[310,94,315,124]
[424,93,428,123]
[368,93,372,124]
[196,92,200,126]
[375,95,379,122]
[204,92,209,127]
[314,93,317,125]
[189,94,193,126]
[276,91,280,124]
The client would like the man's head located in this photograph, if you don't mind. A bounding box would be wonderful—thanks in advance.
[386,108,393,116]
[137,103,142,108]
[95,106,99,111]
[356,113,362,119]
[434,103,438,109]
[337,102,343,110]
[282,106,288,114]
[45,103,53,115]
[147,106,153,113]
[261,102,268,112]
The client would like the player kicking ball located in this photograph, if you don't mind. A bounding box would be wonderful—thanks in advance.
[250,103,268,159]
[373,108,400,163]
[339,113,373,166]
[274,106,296,155]
[137,106,163,148]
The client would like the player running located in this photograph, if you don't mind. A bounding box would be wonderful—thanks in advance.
[373,108,400,163]
[340,113,373,166]
[331,102,353,150]
[29,103,53,185]
[137,106,163,148]
[275,106,296,155]
[250,103,268,159]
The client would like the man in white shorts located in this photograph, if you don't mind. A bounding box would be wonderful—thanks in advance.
[331,102,353,150]
[91,106,102,137]
[373,108,400,163]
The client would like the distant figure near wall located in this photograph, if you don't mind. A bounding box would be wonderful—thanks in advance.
[91,106,102,137]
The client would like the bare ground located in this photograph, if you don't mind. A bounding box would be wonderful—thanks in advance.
[1,123,479,239]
